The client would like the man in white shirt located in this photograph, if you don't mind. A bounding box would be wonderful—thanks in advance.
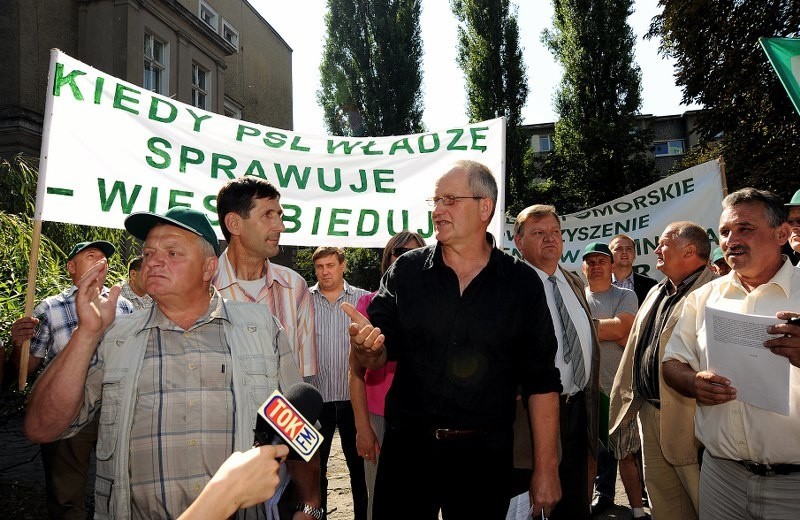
[513,204,599,520]
[663,188,800,519]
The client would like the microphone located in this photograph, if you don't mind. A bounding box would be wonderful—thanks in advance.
[254,382,324,462]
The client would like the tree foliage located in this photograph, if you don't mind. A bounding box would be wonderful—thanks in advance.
[649,0,800,198]
[318,0,424,137]
[536,0,655,214]
[1,155,130,388]
[451,0,529,213]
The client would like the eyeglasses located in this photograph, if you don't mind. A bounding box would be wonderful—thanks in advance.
[391,247,413,257]
[788,218,800,228]
[425,195,483,207]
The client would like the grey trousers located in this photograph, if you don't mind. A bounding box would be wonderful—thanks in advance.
[700,451,800,520]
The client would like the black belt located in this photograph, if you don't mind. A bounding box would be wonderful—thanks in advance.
[735,460,800,477]
[560,390,585,406]
[433,428,488,440]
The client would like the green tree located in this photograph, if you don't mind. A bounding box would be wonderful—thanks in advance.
[318,0,424,136]
[451,0,529,214]
[538,0,655,213]
[649,0,800,198]
[1,155,130,388]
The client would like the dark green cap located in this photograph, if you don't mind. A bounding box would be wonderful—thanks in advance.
[582,242,612,260]
[786,189,800,207]
[124,207,219,254]
[711,246,725,264]
[67,240,115,261]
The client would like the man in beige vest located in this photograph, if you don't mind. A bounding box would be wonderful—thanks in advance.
[608,221,714,519]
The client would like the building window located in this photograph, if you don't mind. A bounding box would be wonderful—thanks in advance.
[192,64,210,110]
[199,0,218,31]
[539,135,554,152]
[224,98,243,119]
[221,19,240,50]
[653,140,685,157]
[144,33,168,94]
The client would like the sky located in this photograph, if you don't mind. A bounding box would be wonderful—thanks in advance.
[255,0,702,136]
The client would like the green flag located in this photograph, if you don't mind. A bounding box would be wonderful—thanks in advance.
[760,37,800,116]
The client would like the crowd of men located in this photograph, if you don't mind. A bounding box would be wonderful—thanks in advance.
[6,159,800,520]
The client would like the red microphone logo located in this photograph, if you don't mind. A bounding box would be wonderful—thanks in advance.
[258,390,323,461]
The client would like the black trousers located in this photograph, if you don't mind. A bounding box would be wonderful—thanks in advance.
[318,400,368,520]
[550,391,590,520]
[373,422,512,519]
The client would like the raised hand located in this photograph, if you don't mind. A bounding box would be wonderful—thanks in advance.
[74,259,120,336]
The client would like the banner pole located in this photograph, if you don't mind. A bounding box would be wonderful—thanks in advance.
[18,49,61,391]
[718,156,729,197]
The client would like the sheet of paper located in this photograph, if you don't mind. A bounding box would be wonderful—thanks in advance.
[705,306,790,415]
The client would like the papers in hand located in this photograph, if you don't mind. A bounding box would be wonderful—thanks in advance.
[705,306,790,415]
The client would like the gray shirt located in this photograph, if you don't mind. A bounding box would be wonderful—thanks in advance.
[585,285,637,393]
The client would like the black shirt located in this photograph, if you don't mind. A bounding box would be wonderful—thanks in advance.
[633,266,705,402]
[367,235,562,430]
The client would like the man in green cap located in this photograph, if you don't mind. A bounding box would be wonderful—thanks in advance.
[10,239,134,520]
[710,246,731,276]
[23,207,321,519]
[785,188,800,265]
[581,242,647,519]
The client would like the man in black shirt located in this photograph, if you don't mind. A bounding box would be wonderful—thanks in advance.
[608,221,714,520]
[344,160,562,519]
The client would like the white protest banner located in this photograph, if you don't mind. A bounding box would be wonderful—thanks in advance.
[503,159,725,278]
[40,50,506,247]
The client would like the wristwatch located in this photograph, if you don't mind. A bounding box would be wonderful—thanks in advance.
[295,502,324,520]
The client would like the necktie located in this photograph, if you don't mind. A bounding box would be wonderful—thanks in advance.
[548,275,586,389]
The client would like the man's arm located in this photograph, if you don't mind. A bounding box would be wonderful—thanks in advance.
[295,281,318,378]
[24,260,119,443]
[10,316,42,376]
[662,359,736,405]
[527,392,561,517]
[286,455,322,518]
[341,303,387,371]
[596,312,635,345]
[349,348,380,465]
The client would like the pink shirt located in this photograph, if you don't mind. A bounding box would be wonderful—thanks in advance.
[357,292,396,416]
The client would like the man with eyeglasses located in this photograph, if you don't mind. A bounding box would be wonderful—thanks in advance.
[512,204,600,520]
[785,188,800,265]
[344,160,562,519]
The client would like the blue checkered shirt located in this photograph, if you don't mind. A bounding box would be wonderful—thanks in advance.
[30,286,134,363]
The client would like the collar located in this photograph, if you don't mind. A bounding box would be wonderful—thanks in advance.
[140,287,229,332]
[424,233,503,275]
[612,271,635,285]
[216,248,293,292]
[720,256,795,298]
[526,261,567,285]
[309,280,356,296]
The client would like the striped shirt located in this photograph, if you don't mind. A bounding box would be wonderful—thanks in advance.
[30,285,134,362]
[129,292,234,518]
[309,281,368,402]
[612,272,635,291]
[120,281,154,311]
[214,249,318,377]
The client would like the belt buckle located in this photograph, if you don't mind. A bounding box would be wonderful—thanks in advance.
[434,428,450,440]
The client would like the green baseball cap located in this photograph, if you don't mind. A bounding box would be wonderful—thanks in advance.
[124,207,219,254]
[582,242,612,260]
[711,246,725,264]
[786,189,800,207]
[67,240,115,261]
